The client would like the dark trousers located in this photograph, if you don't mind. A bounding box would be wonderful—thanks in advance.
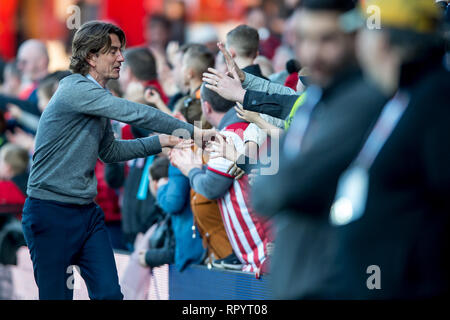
[21,197,123,300]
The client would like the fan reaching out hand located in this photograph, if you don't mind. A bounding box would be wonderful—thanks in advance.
[202,67,247,104]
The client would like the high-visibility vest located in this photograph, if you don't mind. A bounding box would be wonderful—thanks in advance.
[284,92,307,130]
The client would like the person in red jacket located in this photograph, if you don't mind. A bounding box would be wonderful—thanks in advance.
[0,143,29,218]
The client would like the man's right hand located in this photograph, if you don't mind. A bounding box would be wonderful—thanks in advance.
[158,134,193,149]
[202,66,246,104]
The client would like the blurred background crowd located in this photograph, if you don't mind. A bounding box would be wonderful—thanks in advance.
[1,0,450,300]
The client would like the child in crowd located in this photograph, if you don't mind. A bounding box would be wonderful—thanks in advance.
[0,143,29,217]
[140,156,205,271]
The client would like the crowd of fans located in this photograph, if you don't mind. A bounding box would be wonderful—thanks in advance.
[1,0,450,299]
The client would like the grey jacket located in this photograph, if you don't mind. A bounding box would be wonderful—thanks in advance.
[242,72,296,95]
[27,73,194,204]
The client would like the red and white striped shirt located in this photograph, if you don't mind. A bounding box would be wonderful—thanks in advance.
[207,122,272,273]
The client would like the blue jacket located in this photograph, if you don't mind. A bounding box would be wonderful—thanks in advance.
[157,164,205,271]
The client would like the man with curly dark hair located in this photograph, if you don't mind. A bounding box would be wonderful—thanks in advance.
[21,21,216,300]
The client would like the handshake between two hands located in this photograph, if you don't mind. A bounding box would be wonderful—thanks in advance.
[159,130,243,178]
[157,128,223,150]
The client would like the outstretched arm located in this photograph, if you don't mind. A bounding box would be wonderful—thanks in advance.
[69,75,221,148]
[98,120,191,163]
[70,77,194,137]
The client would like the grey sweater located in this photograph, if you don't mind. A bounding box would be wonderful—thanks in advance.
[27,73,194,204]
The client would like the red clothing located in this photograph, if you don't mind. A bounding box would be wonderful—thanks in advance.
[99,0,146,47]
[95,160,121,222]
[207,122,272,274]
[0,180,26,215]
[259,36,281,60]
[0,0,18,60]
[18,82,38,100]
[284,72,299,91]
[121,123,134,140]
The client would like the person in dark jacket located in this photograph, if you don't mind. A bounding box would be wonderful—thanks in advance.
[323,0,450,299]
[204,0,388,299]
[139,156,175,268]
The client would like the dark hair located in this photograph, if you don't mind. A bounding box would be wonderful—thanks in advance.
[183,45,215,77]
[70,21,126,75]
[200,83,235,113]
[179,43,204,55]
[300,0,356,12]
[286,59,301,74]
[149,156,170,181]
[226,25,260,58]
[123,47,157,81]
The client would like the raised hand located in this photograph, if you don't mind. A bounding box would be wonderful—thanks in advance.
[234,102,261,124]
[5,127,35,153]
[158,134,193,149]
[144,87,172,114]
[169,147,203,177]
[166,41,180,67]
[144,87,162,105]
[193,127,225,149]
[202,67,246,103]
[205,134,240,162]
[217,42,245,83]
[8,104,23,119]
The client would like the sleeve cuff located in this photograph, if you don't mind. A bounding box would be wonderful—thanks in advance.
[241,72,252,89]
[143,135,162,155]
[243,90,251,110]
[188,167,203,181]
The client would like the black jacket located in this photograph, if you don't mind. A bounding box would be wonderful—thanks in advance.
[0,94,41,116]
[242,64,268,80]
[251,67,388,299]
[243,89,299,120]
[327,50,450,299]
